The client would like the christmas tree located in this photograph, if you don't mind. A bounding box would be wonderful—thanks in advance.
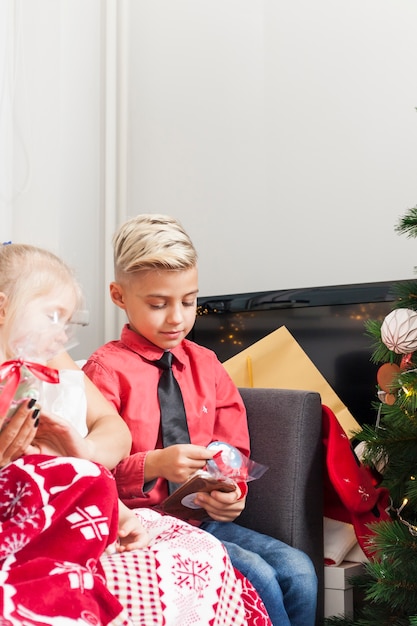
[325,206,417,626]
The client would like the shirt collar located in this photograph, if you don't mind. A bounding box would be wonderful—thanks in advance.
[120,324,187,367]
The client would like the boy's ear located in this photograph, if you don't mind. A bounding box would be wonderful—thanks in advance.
[110,282,126,311]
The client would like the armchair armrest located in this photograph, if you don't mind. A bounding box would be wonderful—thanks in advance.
[237,387,324,625]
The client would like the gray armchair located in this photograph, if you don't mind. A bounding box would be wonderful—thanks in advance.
[237,387,324,625]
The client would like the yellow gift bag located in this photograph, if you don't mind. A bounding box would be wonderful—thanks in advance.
[223,325,360,437]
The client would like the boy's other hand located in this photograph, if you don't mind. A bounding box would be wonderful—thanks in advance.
[194,487,246,522]
[146,443,214,484]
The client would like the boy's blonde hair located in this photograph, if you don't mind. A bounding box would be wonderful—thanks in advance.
[113,214,198,281]
[0,243,83,338]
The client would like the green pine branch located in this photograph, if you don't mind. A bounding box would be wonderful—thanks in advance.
[364,319,400,365]
[396,207,417,238]
[390,281,417,310]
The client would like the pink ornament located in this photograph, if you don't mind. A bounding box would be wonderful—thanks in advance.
[380,308,417,354]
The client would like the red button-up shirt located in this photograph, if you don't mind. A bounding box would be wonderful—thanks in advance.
[83,325,250,509]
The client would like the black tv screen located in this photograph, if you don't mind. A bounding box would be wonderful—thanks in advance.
[188,280,408,425]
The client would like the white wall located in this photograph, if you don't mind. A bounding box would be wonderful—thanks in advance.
[127,0,417,296]
[1,0,417,358]
[0,0,124,359]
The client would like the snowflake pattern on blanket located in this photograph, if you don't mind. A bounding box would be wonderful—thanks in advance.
[0,454,128,625]
[101,507,272,626]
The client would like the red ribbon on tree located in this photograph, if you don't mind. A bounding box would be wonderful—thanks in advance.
[0,358,59,417]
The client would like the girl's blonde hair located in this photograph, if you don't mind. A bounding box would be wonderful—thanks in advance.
[113,214,197,281]
[0,243,83,337]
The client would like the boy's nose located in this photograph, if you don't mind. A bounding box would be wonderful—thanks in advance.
[167,305,183,324]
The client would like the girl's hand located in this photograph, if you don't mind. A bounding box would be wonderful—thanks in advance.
[27,410,94,459]
[0,399,40,466]
[117,502,150,552]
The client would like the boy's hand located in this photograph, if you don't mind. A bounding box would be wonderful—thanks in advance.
[117,502,150,552]
[146,443,215,484]
[194,487,246,522]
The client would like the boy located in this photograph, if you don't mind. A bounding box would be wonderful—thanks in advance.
[83,214,318,626]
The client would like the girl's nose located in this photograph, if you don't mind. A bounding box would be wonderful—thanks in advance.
[54,326,69,347]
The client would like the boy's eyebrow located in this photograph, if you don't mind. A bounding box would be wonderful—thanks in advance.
[145,289,199,298]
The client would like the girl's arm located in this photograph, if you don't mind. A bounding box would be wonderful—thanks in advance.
[45,351,132,469]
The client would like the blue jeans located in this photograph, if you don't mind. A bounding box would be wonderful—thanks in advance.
[201,521,317,626]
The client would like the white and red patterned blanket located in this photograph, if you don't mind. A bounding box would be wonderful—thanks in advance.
[0,455,271,626]
[102,507,271,626]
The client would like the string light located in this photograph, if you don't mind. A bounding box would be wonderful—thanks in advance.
[398,498,408,514]
[393,497,417,537]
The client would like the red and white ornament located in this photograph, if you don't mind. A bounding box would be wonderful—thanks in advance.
[380,308,417,354]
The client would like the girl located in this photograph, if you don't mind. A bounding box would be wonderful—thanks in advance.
[0,243,148,624]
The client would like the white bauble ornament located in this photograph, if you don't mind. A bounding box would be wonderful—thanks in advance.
[380,308,417,354]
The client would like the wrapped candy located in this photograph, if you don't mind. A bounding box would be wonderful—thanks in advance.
[0,307,88,430]
[380,308,417,354]
[0,359,59,429]
[160,441,268,520]
[206,440,268,482]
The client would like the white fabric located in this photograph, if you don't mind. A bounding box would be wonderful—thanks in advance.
[40,369,88,437]
[323,516,358,566]
[344,541,369,564]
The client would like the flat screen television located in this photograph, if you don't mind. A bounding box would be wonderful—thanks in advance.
[188,280,411,426]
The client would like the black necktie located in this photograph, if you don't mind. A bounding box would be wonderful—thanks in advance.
[155,351,190,493]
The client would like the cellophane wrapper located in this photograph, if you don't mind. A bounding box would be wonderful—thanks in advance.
[206,441,268,483]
